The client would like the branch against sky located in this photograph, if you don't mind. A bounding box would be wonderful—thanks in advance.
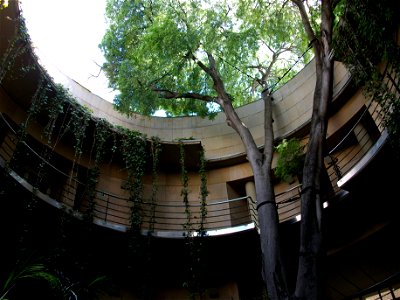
[100,0,313,118]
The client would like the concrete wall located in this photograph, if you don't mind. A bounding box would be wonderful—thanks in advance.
[58,60,350,161]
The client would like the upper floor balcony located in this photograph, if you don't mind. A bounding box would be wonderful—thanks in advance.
[0,0,396,239]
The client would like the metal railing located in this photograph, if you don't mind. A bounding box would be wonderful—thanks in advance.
[0,113,254,235]
[343,272,400,300]
[0,63,394,235]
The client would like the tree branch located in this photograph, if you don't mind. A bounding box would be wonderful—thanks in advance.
[88,61,103,79]
[153,88,214,102]
[291,0,318,51]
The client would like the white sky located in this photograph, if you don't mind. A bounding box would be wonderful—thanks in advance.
[20,0,117,102]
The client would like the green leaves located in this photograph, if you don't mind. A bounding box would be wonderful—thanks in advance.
[333,0,400,155]
[0,260,61,300]
[274,138,304,183]
[101,0,313,117]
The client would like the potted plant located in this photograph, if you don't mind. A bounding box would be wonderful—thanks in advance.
[274,138,305,184]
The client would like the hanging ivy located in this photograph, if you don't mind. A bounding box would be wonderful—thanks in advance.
[82,118,111,223]
[333,0,400,154]
[42,85,67,145]
[179,141,195,298]
[135,135,162,299]
[179,141,192,235]
[179,141,208,299]
[69,105,91,159]
[12,78,55,255]
[9,75,54,199]
[148,136,162,236]
[0,13,33,84]
[67,102,91,198]
[9,77,47,170]
[120,128,147,264]
[197,146,208,237]
[191,146,209,298]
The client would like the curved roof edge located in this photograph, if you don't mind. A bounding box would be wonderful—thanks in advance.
[1,0,352,162]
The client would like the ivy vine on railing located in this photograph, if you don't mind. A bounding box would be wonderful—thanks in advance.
[179,141,192,236]
[82,118,111,223]
[68,101,91,202]
[121,128,147,254]
[333,0,400,154]
[10,76,55,255]
[192,146,209,298]
[148,136,161,236]
[197,146,208,237]
[0,13,33,84]
[70,104,91,159]
[179,141,208,299]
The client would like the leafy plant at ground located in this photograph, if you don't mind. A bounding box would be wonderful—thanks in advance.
[0,256,113,300]
[0,258,60,300]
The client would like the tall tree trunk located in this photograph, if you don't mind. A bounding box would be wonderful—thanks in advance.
[294,1,334,299]
[251,90,289,300]
[217,78,289,298]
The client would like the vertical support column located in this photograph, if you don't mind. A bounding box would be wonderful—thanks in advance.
[245,181,259,232]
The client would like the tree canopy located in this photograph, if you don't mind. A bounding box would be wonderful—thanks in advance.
[100,0,314,118]
[100,1,336,298]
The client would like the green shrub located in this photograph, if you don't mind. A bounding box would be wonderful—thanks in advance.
[274,138,304,183]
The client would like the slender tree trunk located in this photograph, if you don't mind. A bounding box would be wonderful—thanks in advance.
[250,90,289,300]
[218,80,289,299]
[294,1,333,299]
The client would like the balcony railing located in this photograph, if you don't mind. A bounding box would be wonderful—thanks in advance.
[0,62,394,236]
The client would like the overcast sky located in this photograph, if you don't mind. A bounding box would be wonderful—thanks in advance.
[20,0,117,102]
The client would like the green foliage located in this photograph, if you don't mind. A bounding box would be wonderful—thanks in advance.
[274,138,304,183]
[53,272,112,300]
[0,258,61,300]
[70,104,91,158]
[0,0,9,9]
[0,256,112,300]
[179,141,196,298]
[121,129,147,225]
[179,143,209,299]
[120,128,147,268]
[100,0,313,117]
[333,0,400,154]
[197,146,208,237]
[148,136,162,235]
[179,141,191,234]
[0,12,33,84]
[82,118,112,223]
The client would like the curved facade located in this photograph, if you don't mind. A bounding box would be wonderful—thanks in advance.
[1,1,399,299]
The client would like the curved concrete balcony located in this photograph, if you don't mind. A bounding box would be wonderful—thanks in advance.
[0,0,395,238]
[0,90,391,237]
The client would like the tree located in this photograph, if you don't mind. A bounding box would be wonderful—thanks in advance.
[100,0,335,299]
